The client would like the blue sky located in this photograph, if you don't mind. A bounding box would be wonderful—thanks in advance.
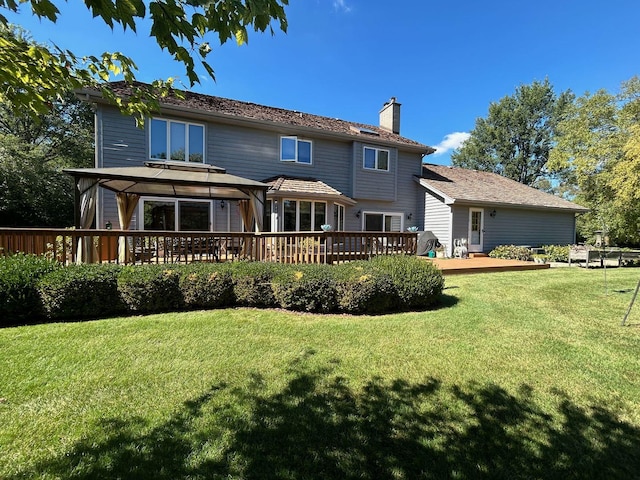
[7,0,640,164]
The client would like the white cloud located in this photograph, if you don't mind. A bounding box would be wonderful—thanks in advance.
[433,132,471,155]
[333,0,352,12]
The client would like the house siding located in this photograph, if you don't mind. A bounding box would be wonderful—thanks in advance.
[98,107,147,229]
[352,142,397,201]
[98,105,429,232]
[483,207,576,250]
[424,192,452,255]
[451,205,470,247]
[448,204,577,253]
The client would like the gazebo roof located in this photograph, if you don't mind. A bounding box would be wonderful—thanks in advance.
[64,161,269,200]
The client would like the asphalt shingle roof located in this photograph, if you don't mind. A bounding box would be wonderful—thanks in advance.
[263,176,355,204]
[103,82,433,152]
[420,164,588,212]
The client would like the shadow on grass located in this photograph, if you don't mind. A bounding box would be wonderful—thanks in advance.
[12,357,640,480]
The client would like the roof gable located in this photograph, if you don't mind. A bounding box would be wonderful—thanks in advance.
[419,164,589,212]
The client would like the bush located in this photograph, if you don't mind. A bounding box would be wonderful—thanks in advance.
[229,261,279,308]
[179,263,234,310]
[489,245,533,261]
[542,244,570,263]
[370,255,445,310]
[117,265,182,314]
[333,261,397,314]
[0,253,60,325]
[37,264,124,320]
[272,264,337,313]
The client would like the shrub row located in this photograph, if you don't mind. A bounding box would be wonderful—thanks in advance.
[489,244,571,262]
[489,245,533,261]
[0,253,60,323]
[540,245,570,263]
[0,255,445,325]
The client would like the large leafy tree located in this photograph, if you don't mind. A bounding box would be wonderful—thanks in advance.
[549,77,640,245]
[451,79,573,188]
[0,92,94,226]
[0,0,289,123]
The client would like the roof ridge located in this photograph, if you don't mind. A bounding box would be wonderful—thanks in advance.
[102,81,434,152]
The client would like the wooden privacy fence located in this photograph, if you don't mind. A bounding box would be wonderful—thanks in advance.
[0,228,417,265]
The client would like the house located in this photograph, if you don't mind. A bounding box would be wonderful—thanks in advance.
[416,164,589,256]
[79,83,434,236]
[79,82,586,255]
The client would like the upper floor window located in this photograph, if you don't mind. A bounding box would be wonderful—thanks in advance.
[281,136,312,164]
[363,146,389,171]
[150,118,205,163]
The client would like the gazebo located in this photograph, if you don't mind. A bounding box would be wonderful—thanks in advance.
[64,161,269,263]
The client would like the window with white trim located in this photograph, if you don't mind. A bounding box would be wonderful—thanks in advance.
[363,146,389,171]
[281,136,312,164]
[282,199,326,231]
[150,118,205,163]
[333,204,345,231]
[363,212,402,232]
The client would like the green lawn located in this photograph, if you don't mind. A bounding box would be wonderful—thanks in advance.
[1,267,640,479]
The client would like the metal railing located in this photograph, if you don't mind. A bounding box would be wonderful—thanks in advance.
[0,228,417,265]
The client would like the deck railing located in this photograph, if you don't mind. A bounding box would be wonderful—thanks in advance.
[0,228,417,265]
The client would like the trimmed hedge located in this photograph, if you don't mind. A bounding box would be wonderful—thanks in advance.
[118,265,182,314]
[0,253,446,323]
[179,263,234,310]
[0,253,60,325]
[489,245,533,262]
[228,261,279,308]
[37,264,124,320]
[272,264,337,313]
[541,245,570,263]
[333,261,397,314]
[370,255,445,310]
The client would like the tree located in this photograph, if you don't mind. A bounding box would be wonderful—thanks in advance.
[451,79,573,187]
[549,77,640,245]
[0,1,289,123]
[0,92,94,227]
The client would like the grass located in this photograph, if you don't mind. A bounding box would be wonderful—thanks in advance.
[1,267,640,479]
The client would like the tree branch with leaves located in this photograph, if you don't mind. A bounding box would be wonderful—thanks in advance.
[0,0,290,123]
[451,79,573,189]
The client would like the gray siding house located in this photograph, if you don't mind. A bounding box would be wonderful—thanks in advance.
[84,83,433,235]
[417,164,589,256]
[83,83,587,254]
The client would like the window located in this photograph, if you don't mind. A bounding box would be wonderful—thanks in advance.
[363,213,402,232]
[281,136,312,164]
[282,199,326,231]
[150,118,205,163]
[333,204,345,231]
[142,199,211,231]
[363,147,389,171]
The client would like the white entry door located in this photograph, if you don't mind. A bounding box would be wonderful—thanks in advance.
[468,208,484,252]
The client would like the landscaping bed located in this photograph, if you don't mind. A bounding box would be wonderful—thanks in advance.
[0,254,445,325]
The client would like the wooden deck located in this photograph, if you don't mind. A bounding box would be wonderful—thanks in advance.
[423,256,550,275]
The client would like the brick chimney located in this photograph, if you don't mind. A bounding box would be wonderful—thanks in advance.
[379,97,401,134]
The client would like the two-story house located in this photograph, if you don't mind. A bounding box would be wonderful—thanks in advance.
[78,82,434,238]
[77,82,587,257]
